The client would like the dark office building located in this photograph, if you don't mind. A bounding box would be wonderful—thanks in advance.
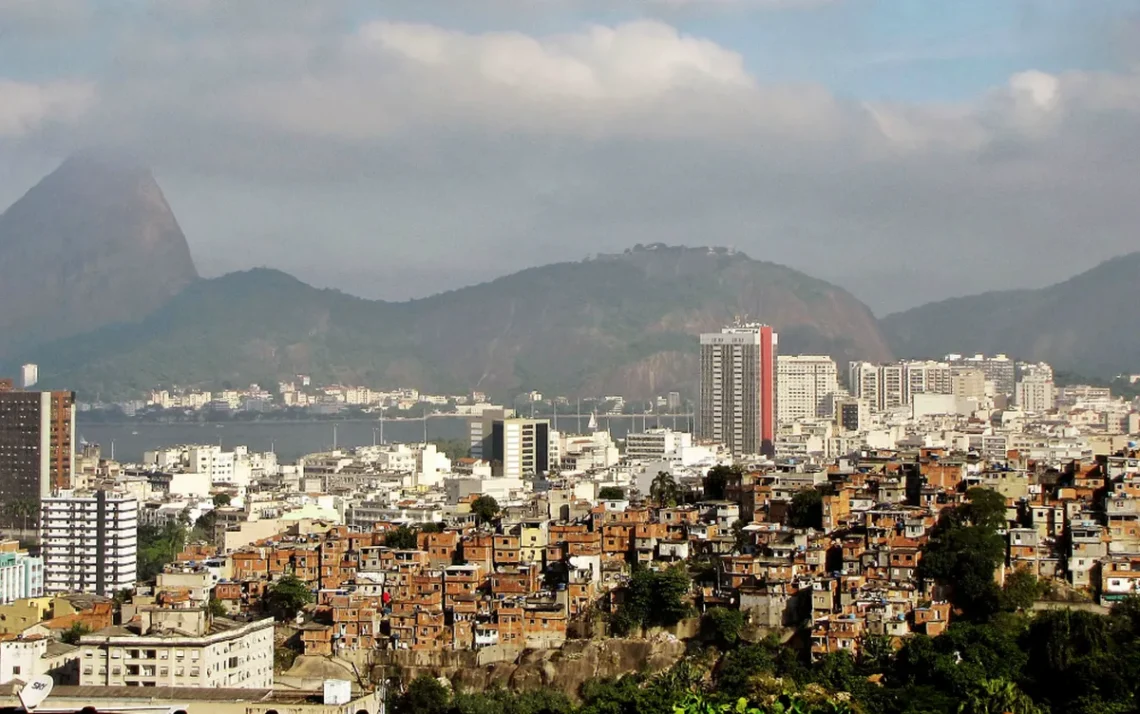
[0,380,75,531]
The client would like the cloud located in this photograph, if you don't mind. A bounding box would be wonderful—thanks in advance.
[2,9,1140,314]
[0,80,94,138]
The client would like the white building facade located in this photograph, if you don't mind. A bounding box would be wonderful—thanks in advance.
[777,355,838,424]
[40,490,138,596]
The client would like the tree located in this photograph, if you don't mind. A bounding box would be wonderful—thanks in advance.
[393,674,450,714]
[916,487,1009,621]
[731,519,750,554]
[999,569,1048,612]
[651,471,680,507]
[788,489,823,530]
[611,565,692,635]
[208,597,228,618]
[384,525,418,549]
[704,465,740,500]
[137,521,188,582]
[263,574,314,622]
[598,486,626,500]
[212,493,231,507]
[958,678,1042,714]
[61,622,91,645]
[703,607,746,648]
[6,498,37,533]
[430,438,470,462]
[420,522,444,533]
[471,495,500,525]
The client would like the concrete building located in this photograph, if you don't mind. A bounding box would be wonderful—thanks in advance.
[947,353,1015,395]
[40,490,137,596]
[0,541,43,604]
[624,429,692,460]
[77,608,274,689]
[19,364,37,389]
[0,383,75,531]
[468,407,511,460]
[486,418,552,479]
[847,362,880,411]
[698,324,777,456]
[777,355,838,424]
[1016,363,1055,413]
[950,368,987,402]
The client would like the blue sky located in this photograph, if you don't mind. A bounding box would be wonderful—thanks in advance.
[1,0,1139,313]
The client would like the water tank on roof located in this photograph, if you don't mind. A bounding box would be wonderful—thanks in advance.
[324,679,352,705]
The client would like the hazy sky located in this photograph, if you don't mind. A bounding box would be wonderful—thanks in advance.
[1,0,1138,314]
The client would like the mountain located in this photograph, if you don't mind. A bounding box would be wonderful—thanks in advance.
[0,153,199,355]
[18,245,892,399]
[881,252,1140,377]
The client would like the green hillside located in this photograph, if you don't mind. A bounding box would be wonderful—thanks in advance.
[18,246,893,399]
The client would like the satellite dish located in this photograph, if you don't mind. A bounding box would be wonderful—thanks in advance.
[18,675,53,711]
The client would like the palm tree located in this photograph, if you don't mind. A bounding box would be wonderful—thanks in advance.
[650,471,679,507]
[7,498,38,534]
[958,678,1042,714]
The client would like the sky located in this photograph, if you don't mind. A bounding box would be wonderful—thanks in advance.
[1,0,1139,314]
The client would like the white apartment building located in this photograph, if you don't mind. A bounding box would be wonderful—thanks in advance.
[777,355,838,424]
[624,429,692,460]
[1016,364,1056,413]
[0,544,43,604]
[19,363,38,389]
[40,490,137,596]
[78,609,274,689]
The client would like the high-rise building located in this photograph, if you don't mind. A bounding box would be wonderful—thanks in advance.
[947,353,1015,396]
[19,364,37,389]
[848,362,881,410]
[487,418,552,479]
[1015,362,1055,413]
[833,396,868,433]
[698,324,777,456]
[40,490,138,596]
[777,355,838,424]
[0,383,75,531]
[469,407,512,460]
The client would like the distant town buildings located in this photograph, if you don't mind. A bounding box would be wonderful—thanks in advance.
[698,324,777,456]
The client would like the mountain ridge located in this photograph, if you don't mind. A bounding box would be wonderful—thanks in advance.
[882,251,1140,376]
[0,154,199,355]
[14,246,894,399]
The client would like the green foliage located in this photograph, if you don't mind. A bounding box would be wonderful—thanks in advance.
[704,607,747,649]
[599,486,626,500]
[431,438,471,462]
[999,570,1048,612]
[212,493,231,507]
[190,510,216,543]
[471,495,500,525]
[704,465,740,500]
[208,597,228,618]
[262,574,314,622]
[917,488,1007,621]
[673,692,853,714]
[61,622,91,645]
[137,521,187,582]
[652,472,681,507]
[957,679,1042,714]
[611,565,693,636]
[385,525,419,550]
[393,675,450,714]
[788,489,823,530]
[420,522,445,534]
